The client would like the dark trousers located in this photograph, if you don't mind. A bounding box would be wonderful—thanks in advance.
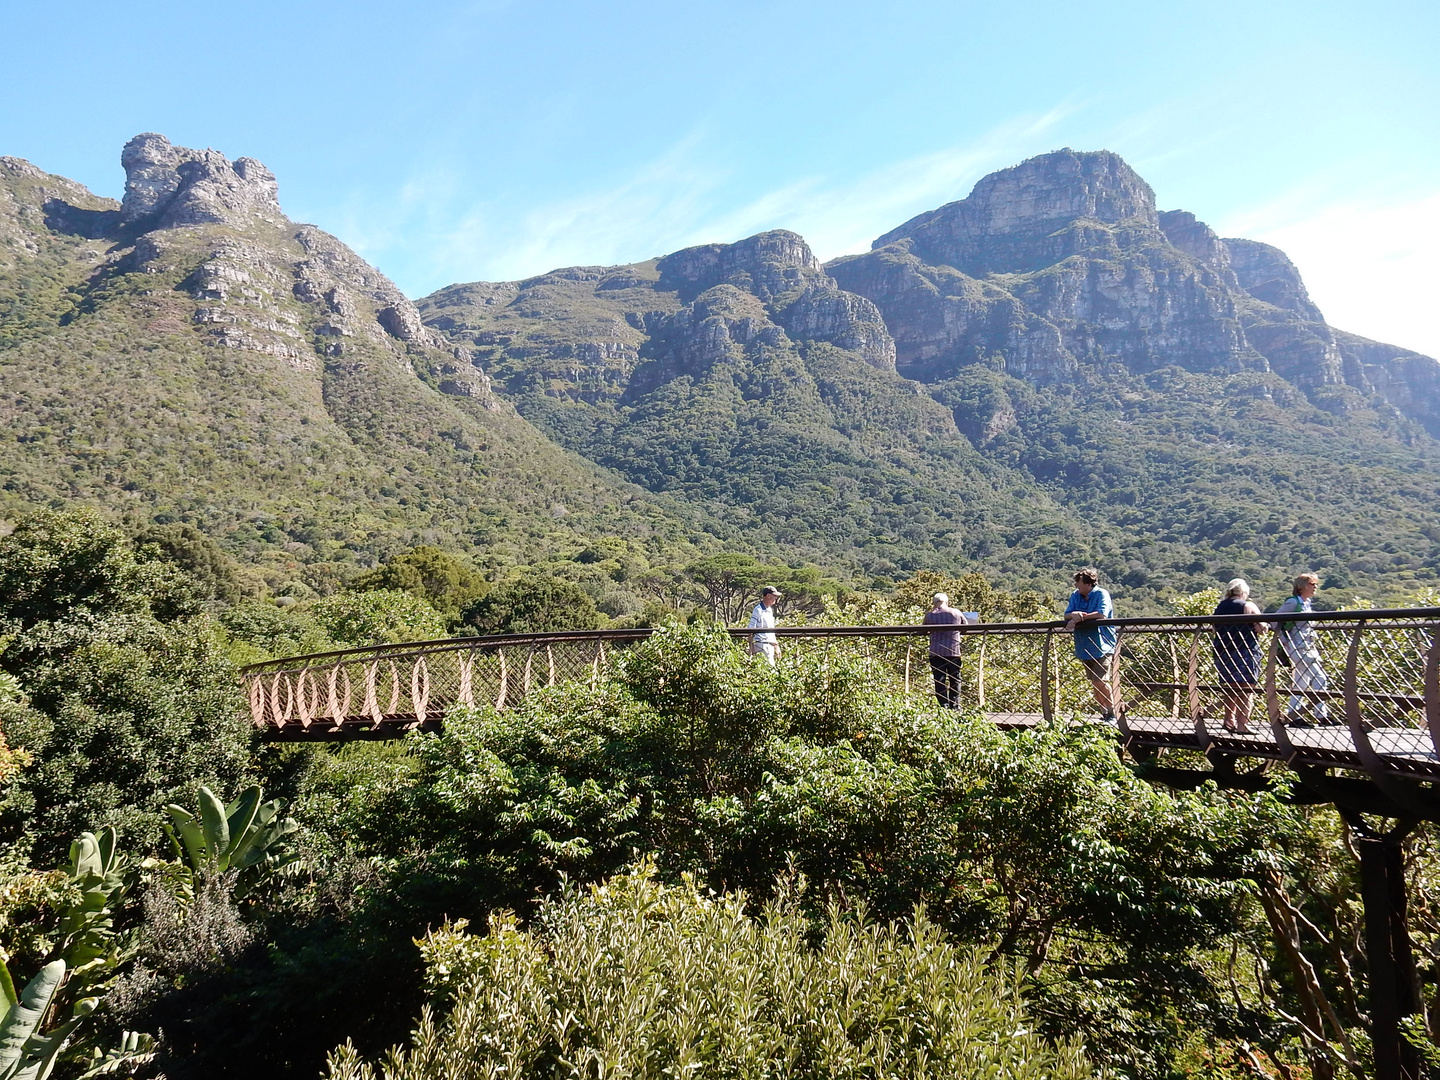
[929,654,962,709]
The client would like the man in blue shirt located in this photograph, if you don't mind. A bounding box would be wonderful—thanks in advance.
[1064,567,1120,722]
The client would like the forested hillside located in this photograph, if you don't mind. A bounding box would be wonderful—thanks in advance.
[3,135,1438,609]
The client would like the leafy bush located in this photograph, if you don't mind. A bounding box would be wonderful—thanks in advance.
[0,616,251,859]
[308,589,448,648]
[0,507,193,631]
[326,866,1095,1080]
[133,522,254,607]
[216,599,335,664]
[461,577,603,635]
[307,623,1281,1076]
[0,510,253,859]
[349,546,488,622]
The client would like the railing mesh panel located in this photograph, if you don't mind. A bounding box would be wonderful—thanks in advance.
[1117,627,1193,736]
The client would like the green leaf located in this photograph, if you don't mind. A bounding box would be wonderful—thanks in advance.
[0,963,16,1013]
[196,787,230,870]
[222,786,262,861]
[164,806,207,871]
[0,960,66,1074]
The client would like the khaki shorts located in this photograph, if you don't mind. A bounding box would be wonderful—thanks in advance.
[1079,656,1112,681]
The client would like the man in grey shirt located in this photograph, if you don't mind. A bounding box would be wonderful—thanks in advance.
[922,592,970,708]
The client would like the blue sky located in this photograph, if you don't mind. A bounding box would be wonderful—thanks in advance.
[4,0,1437,355]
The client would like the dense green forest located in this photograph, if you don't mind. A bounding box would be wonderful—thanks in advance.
[3,509,1440,1079]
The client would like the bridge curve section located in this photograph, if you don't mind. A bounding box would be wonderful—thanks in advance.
[241,609,1440,782]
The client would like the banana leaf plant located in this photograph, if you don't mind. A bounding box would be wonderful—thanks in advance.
[0,830,156,1080]
[164,785,300,895]
[0,961,77,1080]
[55,830,128,1017]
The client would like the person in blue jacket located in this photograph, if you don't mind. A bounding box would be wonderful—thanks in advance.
[1064,567,1120,722]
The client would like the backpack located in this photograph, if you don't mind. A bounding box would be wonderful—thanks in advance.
[1274,595,1303,667]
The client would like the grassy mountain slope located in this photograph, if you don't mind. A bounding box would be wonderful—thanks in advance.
[0,143,719,593]
[425,155,1440,607]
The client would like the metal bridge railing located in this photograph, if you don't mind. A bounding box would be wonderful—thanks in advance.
[240,609,1440,779]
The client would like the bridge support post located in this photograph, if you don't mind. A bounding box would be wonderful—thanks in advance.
[1348,816,1421,1080]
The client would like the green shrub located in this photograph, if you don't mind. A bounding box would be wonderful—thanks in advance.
[325,866,1096,1080]
[308,589,448,648]
[0,509,253,859]
[349,546,488,623]
[461,577,603,635]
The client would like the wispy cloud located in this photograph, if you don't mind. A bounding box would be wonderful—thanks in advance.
[1217,188,1440,359]
[341,104,1080,296]
[700,103,1081,263]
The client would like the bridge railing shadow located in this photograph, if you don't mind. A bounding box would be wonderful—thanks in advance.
[240,609,1440,781]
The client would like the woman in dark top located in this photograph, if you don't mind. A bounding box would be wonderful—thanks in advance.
[1212,578,1265,733]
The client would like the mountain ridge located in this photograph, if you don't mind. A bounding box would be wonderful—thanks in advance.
[2,136,1437,607]
[0,135,726,598]
[418,147,1440,602]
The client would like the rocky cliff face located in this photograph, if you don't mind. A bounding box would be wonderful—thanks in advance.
[875,149,1160,276]
[828,148,1438,434]
[120,132,284,229]
[102,134,471,383]
[420,229,895,407]
[1335,331,1440,439]
[831,151,1262,385]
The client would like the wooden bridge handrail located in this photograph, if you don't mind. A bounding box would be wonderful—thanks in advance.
[240,606,1440,674]
[240,610,1440,794]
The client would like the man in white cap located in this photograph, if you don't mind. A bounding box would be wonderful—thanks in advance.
[922,592,970,707]
[747,586,781,665]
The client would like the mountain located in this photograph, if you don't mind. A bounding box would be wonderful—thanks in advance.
[419,232,1092,586]
[422,149,1440,603]
[3,136,1436,606]
[0,135,720,595]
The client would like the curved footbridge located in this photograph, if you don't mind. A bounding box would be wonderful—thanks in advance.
[243,607,1440,785]
[246,607,1440,1080]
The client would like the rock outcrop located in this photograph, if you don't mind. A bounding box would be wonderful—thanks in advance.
[422,229,895,405]
[827,148,1438,434]
[875,149,1159,275]
[120,132,284,229]
[1335,331,1440,439]
[832,151,1261,384]
[50,134,476,389]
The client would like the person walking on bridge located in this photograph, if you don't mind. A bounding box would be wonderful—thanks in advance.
[747,586,781,666]
[922,592,971,708]
[1064,568,1120,723]
[1275,572,1330,727]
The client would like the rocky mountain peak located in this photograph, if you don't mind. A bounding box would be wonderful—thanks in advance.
[1158,210,1240,289]
[656,229,824,302]
[874,149,1159,275]
[120,132,283,229]
[965,148,1157,227]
